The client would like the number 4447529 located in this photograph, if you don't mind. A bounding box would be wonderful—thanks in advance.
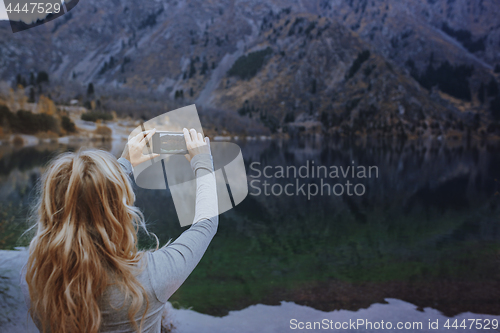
[444,319,498,330]
[5,2,61,14]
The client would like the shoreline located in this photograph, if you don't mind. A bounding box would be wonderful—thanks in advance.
[2,131,500,150]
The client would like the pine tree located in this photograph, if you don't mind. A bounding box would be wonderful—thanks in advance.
[87,83,95,97]
[491,96,500,120]
[28,87,35,103]
[200,60,209,75]
[16,74,24,87]
[487,78,499,97]
[478,82,485,104]
[189,61,196,78]
[36,71,49,85]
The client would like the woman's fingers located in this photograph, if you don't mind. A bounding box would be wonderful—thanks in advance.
[139,129,155,143]
[190,128,198,143]
[183,128,209,162]
[205,137,211,153]
[146,153,160,161]
[131,129,153,147]
[183,128,192,144]
[134,130,147,141]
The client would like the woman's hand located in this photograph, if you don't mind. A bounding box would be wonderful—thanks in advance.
[121,129,160,167]
[183,128,211,162]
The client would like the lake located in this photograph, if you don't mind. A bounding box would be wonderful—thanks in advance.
[0,137,499,329]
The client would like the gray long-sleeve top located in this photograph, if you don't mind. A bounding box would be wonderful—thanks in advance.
[20,153,219,332]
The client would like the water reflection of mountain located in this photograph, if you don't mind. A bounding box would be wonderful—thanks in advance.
[174,139,500,317]
[238,138,498,223]
[0,139,498,317]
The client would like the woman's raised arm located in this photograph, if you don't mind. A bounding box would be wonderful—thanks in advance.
[146,129,218,303]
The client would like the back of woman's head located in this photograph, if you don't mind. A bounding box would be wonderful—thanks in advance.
[26,149,148,333]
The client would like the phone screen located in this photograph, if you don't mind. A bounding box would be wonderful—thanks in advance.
[153,132,188,154]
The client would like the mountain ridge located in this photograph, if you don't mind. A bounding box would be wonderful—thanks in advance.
[0,0,498,138]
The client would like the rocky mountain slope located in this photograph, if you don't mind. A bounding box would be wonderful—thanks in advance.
[315,0,500,117]
[315,0,500,66]
[0,0,498,138]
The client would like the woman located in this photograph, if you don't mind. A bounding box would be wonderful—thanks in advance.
[21,128,218,333]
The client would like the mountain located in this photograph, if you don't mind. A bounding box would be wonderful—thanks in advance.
[316,0,500,121]
[315,0,500,66]
[0,0,498,138]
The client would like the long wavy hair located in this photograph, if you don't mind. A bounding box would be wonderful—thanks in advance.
[25,149,154,333]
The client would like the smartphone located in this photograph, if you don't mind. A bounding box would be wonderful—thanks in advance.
[151,131,188,154]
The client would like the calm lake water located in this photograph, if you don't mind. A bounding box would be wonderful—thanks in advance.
[0,138,499,319]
